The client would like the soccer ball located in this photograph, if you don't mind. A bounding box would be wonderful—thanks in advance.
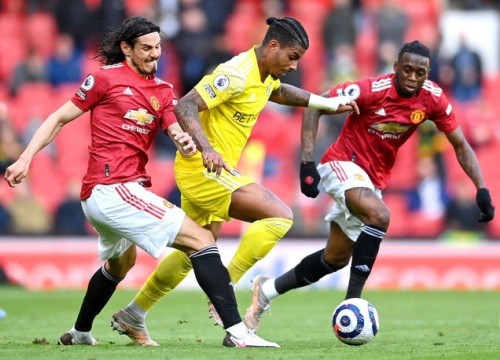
[332,298,379,346]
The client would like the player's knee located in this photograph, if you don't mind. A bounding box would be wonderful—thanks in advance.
[268,205,293,221]
[107,256,136,278]
[282,206,294,221]
[364,205,390,230]
[196,228,216,248]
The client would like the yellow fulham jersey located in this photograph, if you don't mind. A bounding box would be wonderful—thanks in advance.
[191,46,281,168]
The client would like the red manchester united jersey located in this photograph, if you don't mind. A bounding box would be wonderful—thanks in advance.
[71,61,177,200]
[321,73,458,189]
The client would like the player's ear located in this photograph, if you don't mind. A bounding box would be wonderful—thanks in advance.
[120,41,132,56]
[268,39,280,53]
[393,61,398,72]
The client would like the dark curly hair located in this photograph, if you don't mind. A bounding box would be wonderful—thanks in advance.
[95,16,161,65]
[398,40,431,61]
[262,17,309,50]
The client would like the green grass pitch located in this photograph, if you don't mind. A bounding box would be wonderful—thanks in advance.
[1,286,499,359]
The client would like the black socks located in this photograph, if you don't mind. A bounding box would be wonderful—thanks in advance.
[75,265,123,332]
[275,249,335,295]
[190,245,241,329]
[346,225,385,299]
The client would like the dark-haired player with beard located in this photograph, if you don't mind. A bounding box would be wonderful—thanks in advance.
[245,40,495,331]
[5,16,280,348]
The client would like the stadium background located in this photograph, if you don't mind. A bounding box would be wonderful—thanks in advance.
[0,0,499,290]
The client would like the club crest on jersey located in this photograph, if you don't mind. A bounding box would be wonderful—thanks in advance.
[150,96,160,111]
[163,200,174,209]
[81,75,95,91]
[410,109,426,124]
[213,74,229,91]
[124,108,155,126]
[354,173,365,181]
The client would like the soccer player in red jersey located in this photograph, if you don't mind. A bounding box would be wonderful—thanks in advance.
[5,16,279,348]
[245,40,495,331]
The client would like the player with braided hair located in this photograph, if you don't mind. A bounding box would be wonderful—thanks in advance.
[112,16,358,345]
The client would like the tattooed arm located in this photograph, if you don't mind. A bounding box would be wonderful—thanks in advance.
[174,89,209,150]
[269,84,359,113]
[174,89,229,175]
[445,127,486,189]
[269,83,310,106]
[301,102,325,162]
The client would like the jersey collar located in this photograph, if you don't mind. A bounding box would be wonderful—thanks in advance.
[122,61,156,82]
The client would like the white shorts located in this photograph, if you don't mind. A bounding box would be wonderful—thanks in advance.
[81,182,186,260]
[317,161,382,241]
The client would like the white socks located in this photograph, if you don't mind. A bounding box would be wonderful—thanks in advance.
[262,278,279,301]
[125,301,148,320]
[226,322,248,338]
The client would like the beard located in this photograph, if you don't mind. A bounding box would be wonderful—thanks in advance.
[133,58,158,76]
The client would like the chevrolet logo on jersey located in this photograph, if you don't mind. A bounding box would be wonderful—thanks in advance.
[124,108,155,126]
[370,122,410,133]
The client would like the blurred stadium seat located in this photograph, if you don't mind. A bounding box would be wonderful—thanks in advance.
[0,35,27,82]
[10,83,54,133]
[25,12,57,59]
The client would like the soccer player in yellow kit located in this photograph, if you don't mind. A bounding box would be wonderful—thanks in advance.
[112,16,358,345]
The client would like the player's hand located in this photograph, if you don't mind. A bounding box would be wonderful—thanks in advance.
[476,188,495,222]
[324,95,358,113]
[337,99,360,115]
[4,158,30,188]
[202,147,230,176]
[300,161,320,198]
[171,130,196,157]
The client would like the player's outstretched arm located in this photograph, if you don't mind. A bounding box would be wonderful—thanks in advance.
[4,101,83,188]
[270,84,359,114]
[174,89,230,176]
[445,127,495,222]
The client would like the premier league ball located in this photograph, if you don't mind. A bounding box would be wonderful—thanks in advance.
[332,298,379,346]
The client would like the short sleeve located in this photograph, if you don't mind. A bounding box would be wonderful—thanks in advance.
[194,65,246,109]
[430,91,458,134]
[328,78,370,108]
[160,90,178,131]
[71,72,109,112]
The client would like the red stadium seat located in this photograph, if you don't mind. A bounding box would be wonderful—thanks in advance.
[0,83,11,103]
[81,55,101,78]
[223,0,260,54]
[384,193,410,239]
[145,158,176,198]
[124,0,155,15]
[385,135,418,191]
[10,83,55,133]
[29,151,65,213]
[25,12,57,59]
[0,36,27,82]
[0,13,24,37]
[54,111,91,181]
[0,0,25,15]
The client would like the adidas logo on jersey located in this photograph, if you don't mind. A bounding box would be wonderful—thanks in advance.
[123,87,134,95]
[375,108,386,116]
